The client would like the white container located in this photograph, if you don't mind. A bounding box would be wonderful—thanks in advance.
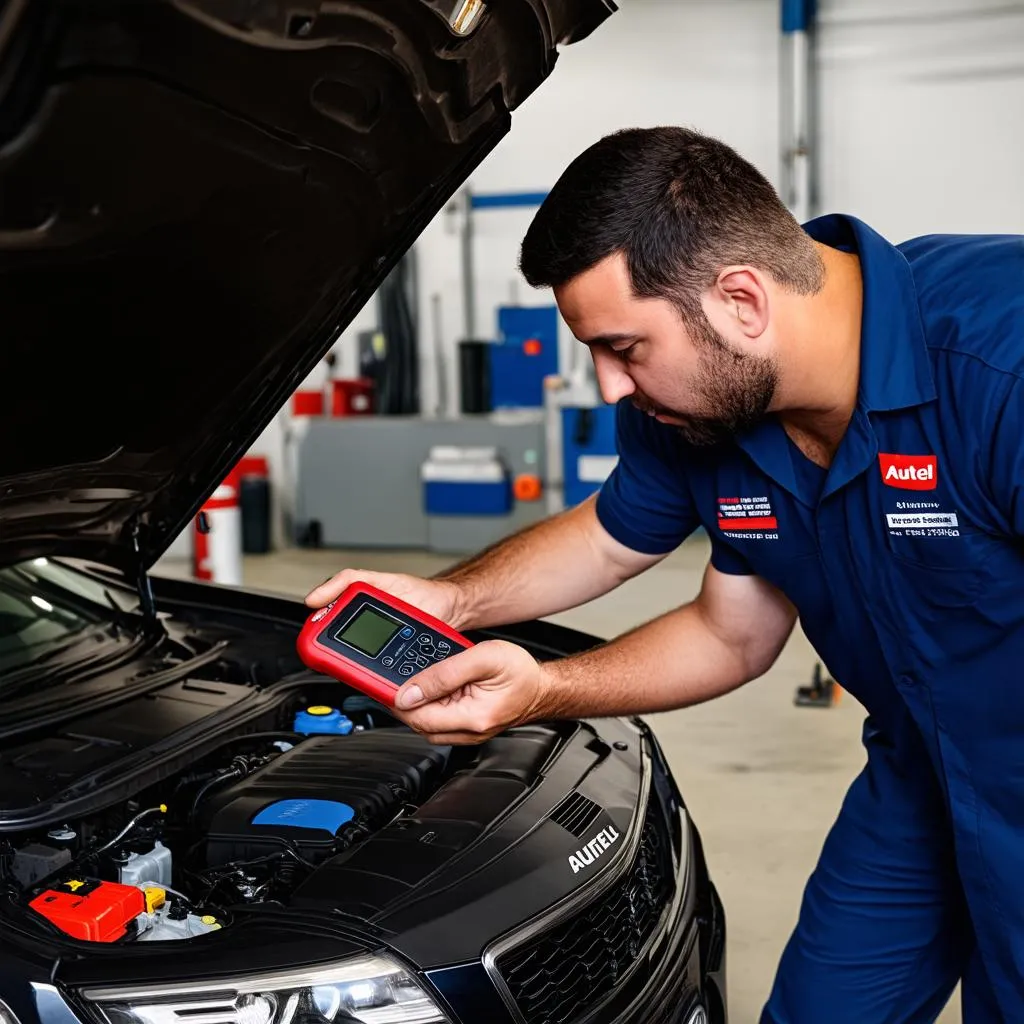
[118,841,172,888]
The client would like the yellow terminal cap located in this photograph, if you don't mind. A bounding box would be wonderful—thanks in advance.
[159,804,168,814]
[201,915,217,926]
[306,705,333,715]
[144,887,166,913]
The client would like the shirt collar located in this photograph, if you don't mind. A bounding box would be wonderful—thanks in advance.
[733,214,936,506]
[801,213,936,412]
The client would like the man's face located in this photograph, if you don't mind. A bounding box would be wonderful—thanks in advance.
[554,253,778,446]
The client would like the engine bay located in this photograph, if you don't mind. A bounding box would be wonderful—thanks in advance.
[1,694,456,945]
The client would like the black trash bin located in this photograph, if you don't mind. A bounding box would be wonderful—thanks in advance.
[239,456,271,554]
[458,339,492,414]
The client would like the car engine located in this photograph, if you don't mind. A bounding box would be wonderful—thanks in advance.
[0,701,451,944]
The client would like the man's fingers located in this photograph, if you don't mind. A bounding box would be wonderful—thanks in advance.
[393,657,467,710]
[395,699,497,740]
[304,569,356,607]
[419,732,493,747]
[393,642,508,710]
[305,569,394,607]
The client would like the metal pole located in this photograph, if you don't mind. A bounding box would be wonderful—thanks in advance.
[460,188,476,340]
[431,292,447,418]
[781,0,816,222]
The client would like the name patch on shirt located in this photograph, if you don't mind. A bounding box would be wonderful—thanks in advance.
[885,500,961,538]
[879,453,937,490]
[717,495,779,540]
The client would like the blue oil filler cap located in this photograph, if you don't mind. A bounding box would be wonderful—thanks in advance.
[252,799,355,834]
[293,706,354,735]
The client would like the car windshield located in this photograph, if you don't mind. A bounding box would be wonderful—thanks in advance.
[0,559,115,673]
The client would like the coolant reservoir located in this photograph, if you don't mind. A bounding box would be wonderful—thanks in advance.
[117,841,172,888]
[137,908,222,941]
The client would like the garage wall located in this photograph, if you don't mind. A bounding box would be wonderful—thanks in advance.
[234,0,1024,556]
[817,0,1024,240]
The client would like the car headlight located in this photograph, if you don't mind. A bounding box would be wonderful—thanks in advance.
[79,954,450,1024]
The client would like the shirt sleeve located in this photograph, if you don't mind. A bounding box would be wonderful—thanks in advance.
[708,536,755,576]
[988,375,1024,537]
[594,400,700,555]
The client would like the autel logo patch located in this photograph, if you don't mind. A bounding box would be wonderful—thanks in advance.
[568,825,621,875]
[879,453,937,491]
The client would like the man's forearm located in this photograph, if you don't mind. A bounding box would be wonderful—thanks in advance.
[434,496,660,630]
[532,600,772,719]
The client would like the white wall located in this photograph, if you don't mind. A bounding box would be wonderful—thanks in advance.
[229,0,1024,555]
[817,0,1024,240]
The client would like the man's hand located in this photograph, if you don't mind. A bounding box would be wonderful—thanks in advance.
[392,640,547,745]
[305,568,464,629]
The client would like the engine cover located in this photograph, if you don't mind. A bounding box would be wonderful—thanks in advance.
[199,731,449,866]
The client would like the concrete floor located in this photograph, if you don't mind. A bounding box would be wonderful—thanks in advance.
[155,534,959,1022]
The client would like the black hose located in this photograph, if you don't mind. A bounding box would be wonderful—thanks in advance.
[377,255,419,415]
[189,768,242,824]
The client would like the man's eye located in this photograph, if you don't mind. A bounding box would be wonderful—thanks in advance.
[614,343,637,359]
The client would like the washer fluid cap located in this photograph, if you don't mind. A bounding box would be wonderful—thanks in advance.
[293,707,353,735]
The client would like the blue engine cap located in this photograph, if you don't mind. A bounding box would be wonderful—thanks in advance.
[251,799,355,834]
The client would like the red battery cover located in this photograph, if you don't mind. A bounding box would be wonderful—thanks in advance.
[296,582,473,707]
[30,878,145,942]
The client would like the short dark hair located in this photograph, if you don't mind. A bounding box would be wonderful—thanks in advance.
[519,126,823,318]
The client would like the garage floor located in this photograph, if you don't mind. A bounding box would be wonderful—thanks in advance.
[156,535,959,1022]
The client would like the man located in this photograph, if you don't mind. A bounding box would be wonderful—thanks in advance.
[306,127,1024,1021]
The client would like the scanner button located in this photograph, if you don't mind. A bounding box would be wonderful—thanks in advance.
[401,627,415,639]
[399,664,414,676]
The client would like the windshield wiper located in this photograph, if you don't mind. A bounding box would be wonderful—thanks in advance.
[0,626,145,699]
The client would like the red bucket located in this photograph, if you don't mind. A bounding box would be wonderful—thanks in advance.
[330,378,375,417]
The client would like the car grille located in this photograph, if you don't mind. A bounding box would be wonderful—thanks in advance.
[495,800,675,1024]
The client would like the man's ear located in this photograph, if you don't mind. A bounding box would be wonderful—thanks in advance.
[709,266,770,339]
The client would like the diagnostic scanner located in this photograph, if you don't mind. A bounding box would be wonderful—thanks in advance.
[296,582,473,706]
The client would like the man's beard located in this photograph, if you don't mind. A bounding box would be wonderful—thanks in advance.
[636,317,779,447]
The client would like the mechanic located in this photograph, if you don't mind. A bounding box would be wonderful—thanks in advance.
[307,127,1024,1022]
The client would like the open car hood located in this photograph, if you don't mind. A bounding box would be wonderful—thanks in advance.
[0,0,615,572]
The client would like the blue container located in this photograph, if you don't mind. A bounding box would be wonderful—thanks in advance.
[293,706,354,735]
[489,306,560,409]
[422,448,512,517]
[423,480,512,516]
[562,405,619,507]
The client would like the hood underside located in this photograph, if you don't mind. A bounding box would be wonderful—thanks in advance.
[0,0,615,571]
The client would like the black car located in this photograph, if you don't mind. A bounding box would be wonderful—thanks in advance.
[0,3,726,1024]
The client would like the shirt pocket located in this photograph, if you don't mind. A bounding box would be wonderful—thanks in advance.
[883,524,998,609]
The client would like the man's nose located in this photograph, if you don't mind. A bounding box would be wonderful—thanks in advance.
[592,350,635,404]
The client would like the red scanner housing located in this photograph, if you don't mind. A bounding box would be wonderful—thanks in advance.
[296,582,473,707]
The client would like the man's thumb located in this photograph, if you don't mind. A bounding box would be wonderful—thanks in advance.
[394,656,466,710]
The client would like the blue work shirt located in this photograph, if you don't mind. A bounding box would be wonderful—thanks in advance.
[596,214,1024,997]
